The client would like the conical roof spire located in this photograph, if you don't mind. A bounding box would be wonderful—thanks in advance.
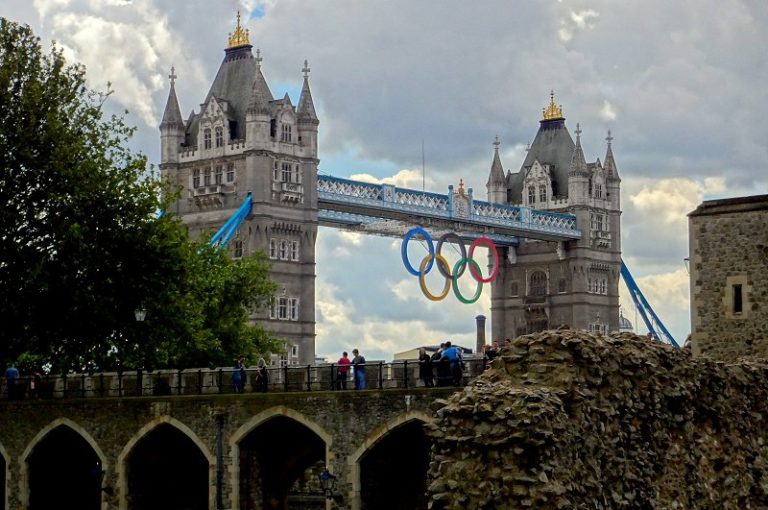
[603,129,620,180]
[487,136,505,187]
[568,123,588,175]
[297,60,318,122]
[160,66,184,128]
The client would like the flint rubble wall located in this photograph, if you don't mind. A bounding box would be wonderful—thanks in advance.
[427,329,768,509]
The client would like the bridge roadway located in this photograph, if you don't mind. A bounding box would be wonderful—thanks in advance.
[317,175,582,245]
[0,363,482,510]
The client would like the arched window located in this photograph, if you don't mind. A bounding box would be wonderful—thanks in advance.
[527,186,536,204]
[203,128,212,150]
[529,271,547,296]
[192,168,200,188]
[538,185,547,203]
[214,126,223,148]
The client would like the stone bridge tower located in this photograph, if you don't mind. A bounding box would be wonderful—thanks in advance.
[159,13,319,364]
[486,92,622,340]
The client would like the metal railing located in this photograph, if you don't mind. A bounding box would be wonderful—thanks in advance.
[1,358,488,400]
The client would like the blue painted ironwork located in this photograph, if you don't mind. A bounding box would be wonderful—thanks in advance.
[620,260,679,348]
[210,192,252,248]
[317,175,580,241]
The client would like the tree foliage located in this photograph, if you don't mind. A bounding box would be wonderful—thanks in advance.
[0,19,279,372]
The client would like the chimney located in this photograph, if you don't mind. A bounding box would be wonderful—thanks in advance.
[475,315,487,354]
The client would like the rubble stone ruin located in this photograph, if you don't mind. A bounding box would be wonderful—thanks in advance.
[427,328,768,509]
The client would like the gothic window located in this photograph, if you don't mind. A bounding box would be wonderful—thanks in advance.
[204,128,212,150]
[558,278,567,293]
[215,165,223,185]
[290,240,299,261]
[528,186,536,204]
[529,271,547,296]
[203,168,211,186]
[233,239,243,259]
[226,163,235,183]
[278,297,288,320]
[215,126,223,148]
[279,240,288,260]
[599,279,607,295]
[591,213,605,232]
[282,162,292,183]
[595,183,603,199]
[269,239,277,259]
[539,185,547,203]
[289,298,299,320]
[281,124,292,142]
[192,168,200,188]
[273,160,279,181]
[270,119,277,138]
[588,177,593,196]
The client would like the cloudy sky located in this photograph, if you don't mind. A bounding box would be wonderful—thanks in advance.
[2,0,766,361]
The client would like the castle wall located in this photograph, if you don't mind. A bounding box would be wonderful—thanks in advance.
[689,195,768,359]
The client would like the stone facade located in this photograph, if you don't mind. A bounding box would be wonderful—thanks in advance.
[428,329,768,509]
[160,18,319,365]
[0,389,445,510]
[486,94,622,341]
[688,194,768,359]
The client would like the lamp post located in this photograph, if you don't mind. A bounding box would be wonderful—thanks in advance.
[318,468,337,500]
[134,307,146,396]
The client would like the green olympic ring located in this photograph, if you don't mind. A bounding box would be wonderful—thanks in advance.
[402,228,500,303]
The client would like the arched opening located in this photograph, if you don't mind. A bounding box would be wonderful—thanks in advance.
[238,416,326,510]
[359,420,430,510]
[124,423,208,510]
[26,425,102,510]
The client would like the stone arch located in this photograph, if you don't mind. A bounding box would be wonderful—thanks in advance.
[349,410,432,510]
[19,417,108,510]
[229,406,332,510]
[116,415,214,510]
[0,441,8,510]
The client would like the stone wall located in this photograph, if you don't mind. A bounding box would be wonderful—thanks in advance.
[426,329,768,509]
[689,194,768,360]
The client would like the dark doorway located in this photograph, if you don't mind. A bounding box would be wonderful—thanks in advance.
[1,451,6,510]
[360,420,430,510]
[239,416,326,510]
[27,425,102,510]
[125,423,209,510]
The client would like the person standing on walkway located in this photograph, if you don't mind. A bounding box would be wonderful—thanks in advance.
[5,364,19,399]
[441,342,463,386]
[418,347,434,387]
[352,349,366,390]
[336,351,351,390]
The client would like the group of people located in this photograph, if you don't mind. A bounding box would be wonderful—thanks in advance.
[418,342,465,387]
[231,356,268,393]
[4,364,43,400]
[335,349,366,390]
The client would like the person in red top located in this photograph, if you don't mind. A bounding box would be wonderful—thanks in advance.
[336,351,351,390]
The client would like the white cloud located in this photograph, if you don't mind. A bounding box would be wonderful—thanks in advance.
[570,9,599,29]
[628,177,727,227]
[599,99,616,121]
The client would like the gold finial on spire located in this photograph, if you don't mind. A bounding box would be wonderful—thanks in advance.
[542,89,564,120]
[227,11,250,48]
[458,179,466,195]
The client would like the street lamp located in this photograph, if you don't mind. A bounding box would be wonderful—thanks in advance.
[134,307,146,396]
[318,468,337,500]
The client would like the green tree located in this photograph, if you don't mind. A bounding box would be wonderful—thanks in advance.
[0,19,279,372]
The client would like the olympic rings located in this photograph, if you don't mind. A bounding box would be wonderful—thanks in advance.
[401,228,500,303]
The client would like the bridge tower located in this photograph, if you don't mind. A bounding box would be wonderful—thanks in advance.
[486,92,622,339]
[159,13,319,364]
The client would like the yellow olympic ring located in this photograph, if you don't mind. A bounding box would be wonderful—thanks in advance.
[418,253,452,301]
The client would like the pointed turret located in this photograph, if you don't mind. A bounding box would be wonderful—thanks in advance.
[603,130,620,181]
[604,130,621,211]
[297,60,319,157]
[567,123,590,204]
[568,123,588,175]
[160,67,185,164]
[297,60,318,123]
[486,136,507,204]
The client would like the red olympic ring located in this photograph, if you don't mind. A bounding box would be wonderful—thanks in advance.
[401,228,500,303]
